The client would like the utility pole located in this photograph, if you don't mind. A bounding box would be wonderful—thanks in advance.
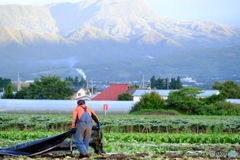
[91,78,93,96]
[167,78,169,90]
[166,65,169,90]
[86,80,88,89]
[139,75,144,89]
[143,74,144,89]
[149,80,151,90]
[17,72,21,91]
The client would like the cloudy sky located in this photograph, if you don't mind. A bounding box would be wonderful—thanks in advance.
[0,0,239,26]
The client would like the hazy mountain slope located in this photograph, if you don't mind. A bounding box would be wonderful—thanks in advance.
[48,0,168,38]
[0,26,73,62]
[66,25,127,42]
[0,0,240,81]
[0,26,69,45]
[0,0,239,48]
[78,46,240,81]
[0,26,25,46]
[47,0,240,47]
[78,0,168,38]
[17,45,239,84]
[137,32,182,47]
[0,5,58,33]
[174,21,240,47]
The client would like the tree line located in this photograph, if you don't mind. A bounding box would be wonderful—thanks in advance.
[0,77,11,92]
[65,76,87,87]
[150,76,182,89]
[1,75,183,100]
[1,75,240,116]
[1,76,87,99]
[130,80,240,115]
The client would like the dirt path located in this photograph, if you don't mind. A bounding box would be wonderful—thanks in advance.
[1,150,240,160]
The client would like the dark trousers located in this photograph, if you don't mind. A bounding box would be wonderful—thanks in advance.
[74,122,92,155]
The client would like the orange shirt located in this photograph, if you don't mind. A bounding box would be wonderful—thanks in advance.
[71,105,100,128]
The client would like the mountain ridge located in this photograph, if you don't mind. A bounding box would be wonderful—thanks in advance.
[0,0,239,81]
[1,0,239,47]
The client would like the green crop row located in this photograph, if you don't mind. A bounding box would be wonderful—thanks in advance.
[104,132,240,144]
[1,114,240,133]
[1,130,240,159]
[1,130,239,148]
[0,130,61,141]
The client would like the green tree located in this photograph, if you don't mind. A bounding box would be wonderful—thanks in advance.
[73,76,79,86]
[166,87,204,114]
[169,78,176,89]
[197,101,240,115]
[65,76,87,87]
[26,76,74,99]
[118,93,132,101]
[65,76,74,82]
[14,88,28,99]
[165,78,169,89]
[129,84,139,88]
[150,76,156,89]
[176,76,183,89]
[0,77,11,92]
[2,83,14,99]
[199,92,227,105]
[79,77,87,87]
[212,80,240,98]
[156,78,164,89]
[130,92,165,113]
[150,76,182,89]
[64,77,74,87]
[213,101,240,115]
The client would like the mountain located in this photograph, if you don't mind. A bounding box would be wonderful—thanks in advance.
[0,5,58,33]
[79,45,240,83]
[0,0,240,81]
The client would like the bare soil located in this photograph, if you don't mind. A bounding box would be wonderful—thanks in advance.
[1,145,240,160]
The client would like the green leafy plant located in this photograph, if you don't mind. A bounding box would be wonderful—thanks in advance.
[130,92,165,113]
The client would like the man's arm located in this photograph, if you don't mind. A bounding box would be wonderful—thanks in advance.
[90,109,100,123]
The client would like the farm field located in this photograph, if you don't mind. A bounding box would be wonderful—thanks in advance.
[0,113,240,159]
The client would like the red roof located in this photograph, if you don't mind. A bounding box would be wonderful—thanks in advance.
[91,84,129,101]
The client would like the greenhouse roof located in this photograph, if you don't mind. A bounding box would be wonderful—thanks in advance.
[196,90,219,97]
[226,99,240,104]
[0,99,135,111]
[132,89,219,97]
[132,90,176,97]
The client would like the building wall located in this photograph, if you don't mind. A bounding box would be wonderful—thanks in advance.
[133,96,141,101]
[72,88,87,100]
[133,95,167,101]
[94,91,101,95]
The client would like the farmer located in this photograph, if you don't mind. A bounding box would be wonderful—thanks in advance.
[70,99,101,158]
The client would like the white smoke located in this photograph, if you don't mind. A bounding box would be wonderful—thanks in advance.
[76,68,86,80]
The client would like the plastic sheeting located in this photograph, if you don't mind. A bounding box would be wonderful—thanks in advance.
[0,131,72,156]
[0,127,105,157]
[0,99,135,111]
